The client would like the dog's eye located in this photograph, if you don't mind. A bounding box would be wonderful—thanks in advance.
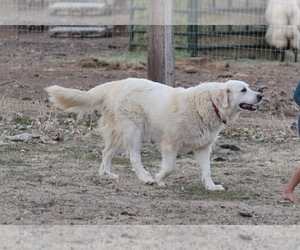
[241,88,247,93]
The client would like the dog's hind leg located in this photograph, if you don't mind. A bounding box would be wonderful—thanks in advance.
[99,142,120,181]
[127,130,155,184]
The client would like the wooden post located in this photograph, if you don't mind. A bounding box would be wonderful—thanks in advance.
[147,0,174,87]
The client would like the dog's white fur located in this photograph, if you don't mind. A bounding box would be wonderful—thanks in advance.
[265,0,300,49]
[265,24,300,49]
[46,78,262,190]
[265,0,300,25]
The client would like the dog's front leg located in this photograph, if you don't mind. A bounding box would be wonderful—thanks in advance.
[155,142,179,187]
[194,145,225,191]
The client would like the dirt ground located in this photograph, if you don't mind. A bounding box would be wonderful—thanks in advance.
[1,31,300,231]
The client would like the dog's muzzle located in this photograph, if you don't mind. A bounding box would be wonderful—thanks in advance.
[239,93,263,111]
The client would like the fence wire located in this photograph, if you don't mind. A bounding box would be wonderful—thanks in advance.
[0,0,299,67]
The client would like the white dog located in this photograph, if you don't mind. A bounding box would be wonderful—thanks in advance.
[265,0,300,50]
[265,0,300,25]
[265,24,300,50]
[46,78,262,190]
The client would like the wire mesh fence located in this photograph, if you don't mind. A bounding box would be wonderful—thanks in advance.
[129,0,300,61]
[0,0,299,61]
[1,0,300,114]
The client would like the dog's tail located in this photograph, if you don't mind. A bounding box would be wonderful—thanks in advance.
[45,85,96,116]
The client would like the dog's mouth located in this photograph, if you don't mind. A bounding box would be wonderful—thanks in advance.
[239,103,257,111]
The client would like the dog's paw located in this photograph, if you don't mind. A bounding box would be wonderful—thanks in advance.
[99,171,119,181]
[145,179,155,185]
[155,179,167,187]
[157,182,168,188]
[205,184,225,191]
[136,171,155,184]
[141,176,155,185]
[155,173,168,187]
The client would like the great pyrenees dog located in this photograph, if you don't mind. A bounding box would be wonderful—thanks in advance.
[265,0,300,26]
[265,24,300,50]
[46,78,262,190]
[265,0,300,50]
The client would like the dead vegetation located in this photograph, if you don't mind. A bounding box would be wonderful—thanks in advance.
[1,35,300,225]
[0,98,299,225]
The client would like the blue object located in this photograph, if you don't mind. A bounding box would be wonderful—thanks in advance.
[294,81,300,136]
[294,81,300,106]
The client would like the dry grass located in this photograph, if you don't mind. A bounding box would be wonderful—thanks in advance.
[1,108,300,225]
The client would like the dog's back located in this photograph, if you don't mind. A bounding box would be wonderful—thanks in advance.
[46,78,176,115]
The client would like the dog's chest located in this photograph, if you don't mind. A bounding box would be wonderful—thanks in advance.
[182,124,221,149]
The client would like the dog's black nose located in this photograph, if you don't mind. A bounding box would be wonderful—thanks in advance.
[257,94,263,101]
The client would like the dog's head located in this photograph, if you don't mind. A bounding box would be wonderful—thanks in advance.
[214,80,263,123]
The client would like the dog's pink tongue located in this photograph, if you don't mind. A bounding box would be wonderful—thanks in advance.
[241,103,256,111]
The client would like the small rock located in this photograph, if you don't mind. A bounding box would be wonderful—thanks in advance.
[185,67,197,74]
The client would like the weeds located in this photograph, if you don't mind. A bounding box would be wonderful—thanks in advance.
[11,114,33,126]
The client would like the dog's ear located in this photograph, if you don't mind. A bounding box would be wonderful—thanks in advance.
[216,88,230,108]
